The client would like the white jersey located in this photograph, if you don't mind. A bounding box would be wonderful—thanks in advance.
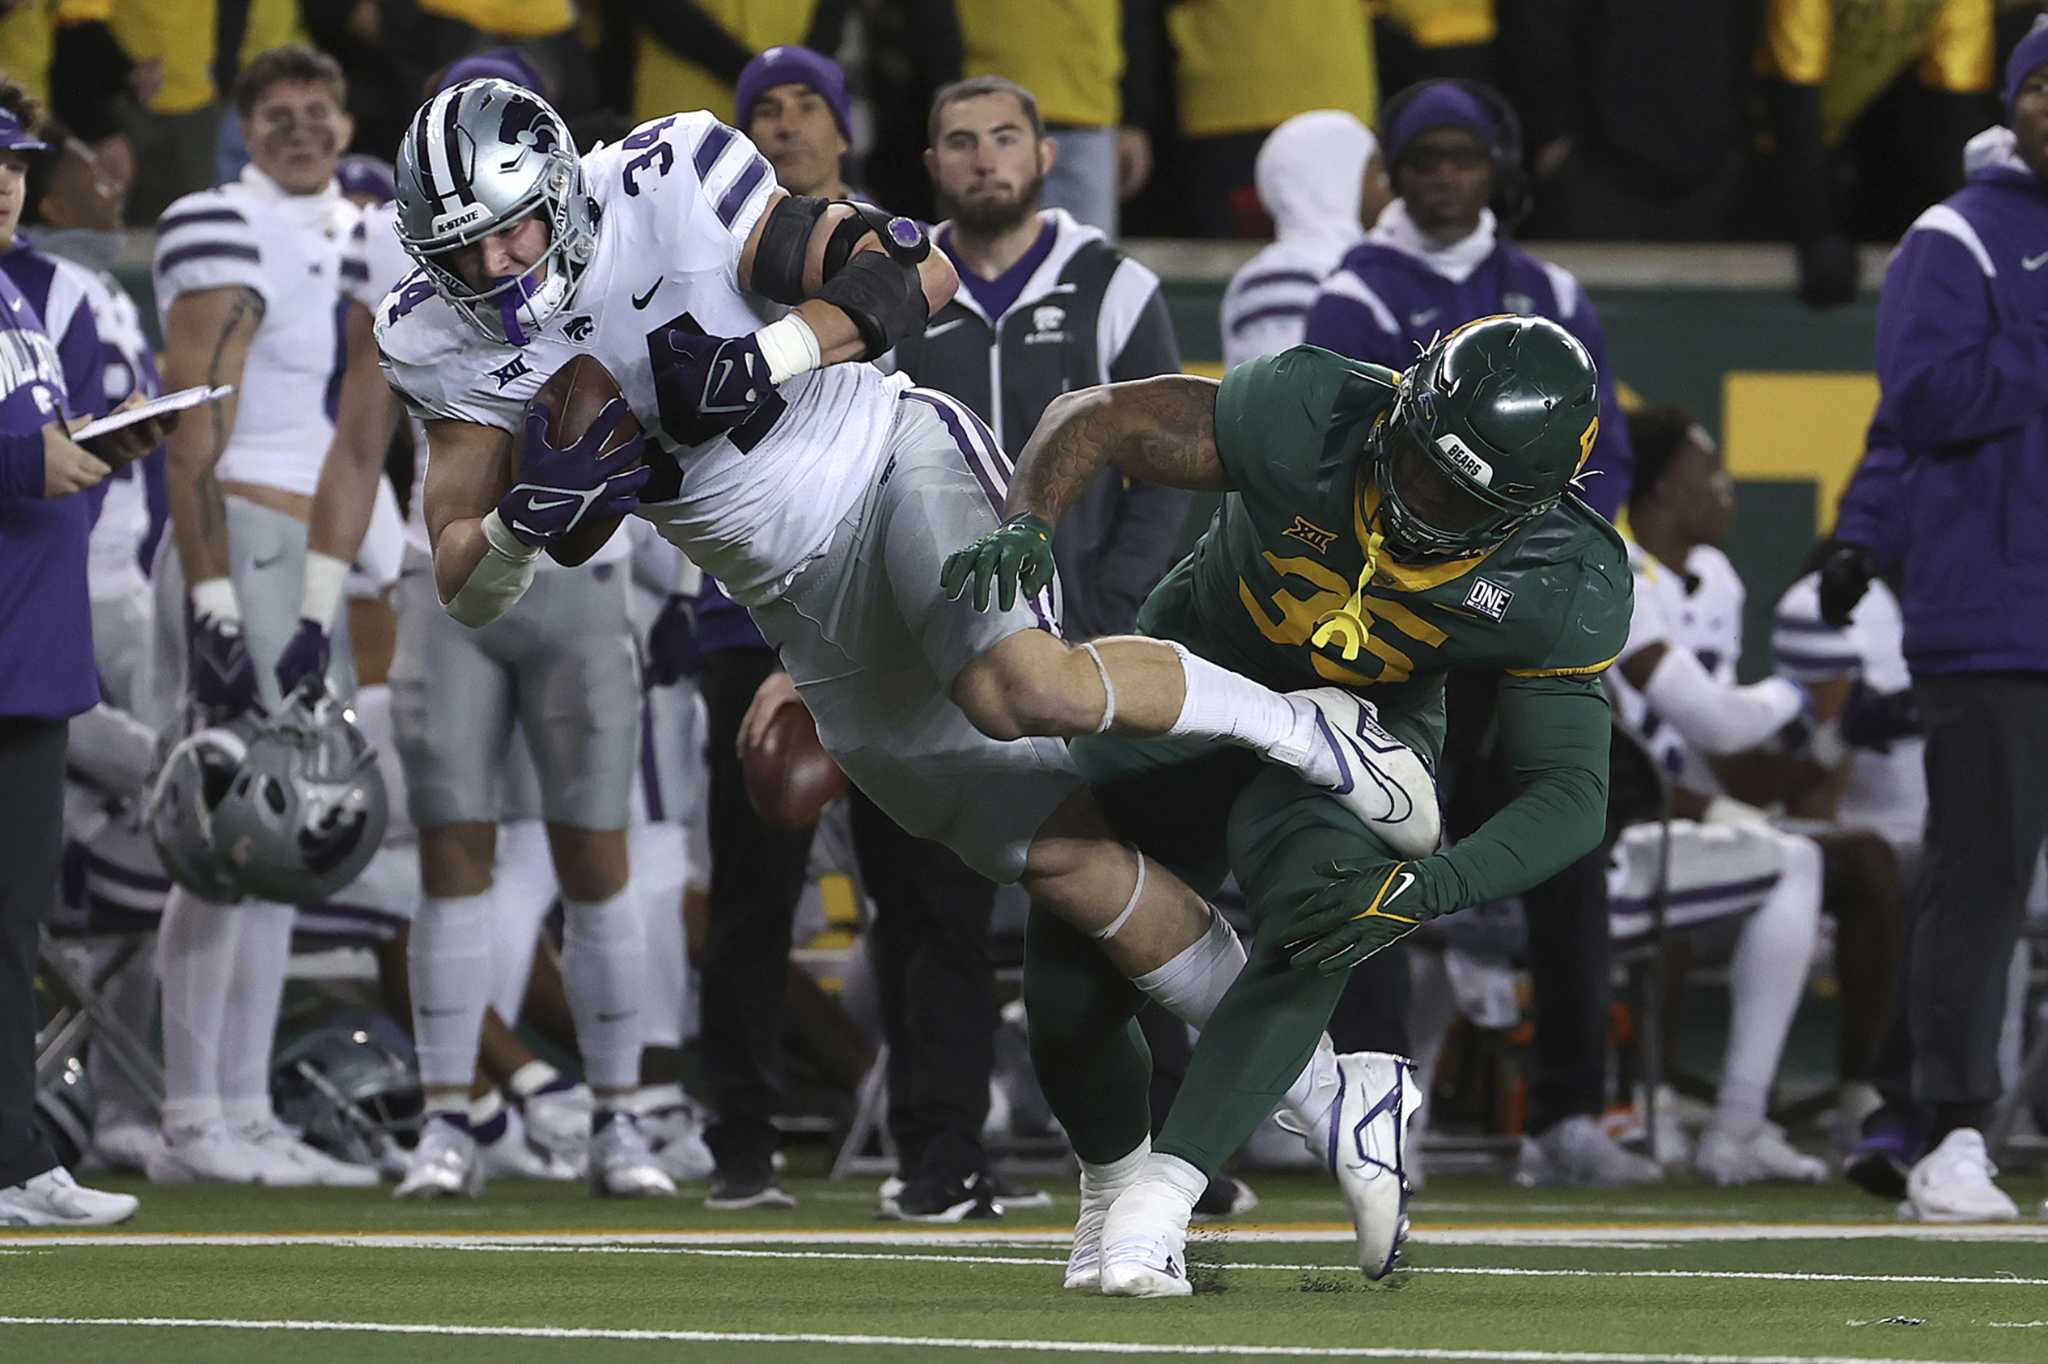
[359,203,627,571]
[1610,541,1746,793]
[153,165,365,497]
[1774,572,1926,848]
[376,113,902,604]
[70,263,158,599]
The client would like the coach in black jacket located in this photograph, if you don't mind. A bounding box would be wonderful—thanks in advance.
[893,74,1190,640]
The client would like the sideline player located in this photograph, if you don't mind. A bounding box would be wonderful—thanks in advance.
[945,318,1632,1293]
[378,82,1428,1247]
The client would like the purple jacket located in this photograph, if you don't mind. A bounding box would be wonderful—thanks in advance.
[1302,205,1633,518]
[1872,128,2048,675]
[0,267,95,719]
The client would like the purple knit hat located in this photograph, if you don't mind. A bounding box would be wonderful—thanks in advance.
[735,45,851,141]
[2007,15,2048,114]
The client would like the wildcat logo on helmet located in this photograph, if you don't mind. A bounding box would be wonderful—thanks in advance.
[1436,433,1494,487]
[496,94,560,159]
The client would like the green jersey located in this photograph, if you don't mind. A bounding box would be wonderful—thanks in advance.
[1140,345,1633,762]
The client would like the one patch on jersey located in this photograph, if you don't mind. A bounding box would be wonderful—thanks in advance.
[1463,576,1513,621]
[1437,433,1494,487]
[1283,515,1339,555]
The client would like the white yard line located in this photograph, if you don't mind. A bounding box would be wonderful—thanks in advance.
[9,1222,2048,1250]
[0,1315,2011,1363]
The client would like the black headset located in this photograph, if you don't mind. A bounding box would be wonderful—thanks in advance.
[1377,78,1531,234]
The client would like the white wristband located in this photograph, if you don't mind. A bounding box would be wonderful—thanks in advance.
[754,314,822,386]
[190,576,239,624]
[479,508,543,563]
[299,551,350,630]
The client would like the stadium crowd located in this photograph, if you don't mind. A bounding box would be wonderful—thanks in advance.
[2,0,2045,1256]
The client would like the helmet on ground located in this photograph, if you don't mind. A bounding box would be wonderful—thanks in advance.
[1372,314,1600,562]
[273,1017,422,1170]
[393,77,597,344]
[206,695,389,905]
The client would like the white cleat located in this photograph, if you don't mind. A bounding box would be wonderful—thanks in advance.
[1693,1123,1826,1186]
[1291,688,1441,858]
[1097,1179,1193,1298]
[90,1118,165,1174]
[590,1114,677,1199]
[642,1101,717,1182]
[0,1166,139,1227]
[1063,1151,1149,1291]
[1313,1051,1421,1279]
[1514,1115,1664,1188]
[395,1117,485,1200]
[1902,1129,2018,1222]
[145,1122,313,1187]
[478,1108,581,1182]
[522,1080,593,1167]
[238,1117,381,1188]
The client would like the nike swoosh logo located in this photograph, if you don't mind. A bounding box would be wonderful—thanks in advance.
[1383,870,1416,907]
[597,1009,634,1023]
[525,495,575,511]
[1408,309,1439,327]
[251,552,285,570]
[632,279,662,308]
[923,317,968,339]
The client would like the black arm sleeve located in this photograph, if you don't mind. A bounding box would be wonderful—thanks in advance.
[639,3,756,86]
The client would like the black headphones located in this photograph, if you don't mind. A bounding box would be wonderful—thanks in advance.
[1378,78,1530,234]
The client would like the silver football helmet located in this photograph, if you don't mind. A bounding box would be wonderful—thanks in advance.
[274,1017,422,1173]
[393,77,598,344]
[208,695,389,905]
[145,709,256,904]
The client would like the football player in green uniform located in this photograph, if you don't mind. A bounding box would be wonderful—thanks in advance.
[944,314,1632,1295]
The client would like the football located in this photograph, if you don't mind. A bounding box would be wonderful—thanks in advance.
[742,700,848,829]
[526,353,640,567]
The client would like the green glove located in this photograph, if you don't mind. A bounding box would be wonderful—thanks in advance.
[1283,856,1457,974]
[940,513,1057,613]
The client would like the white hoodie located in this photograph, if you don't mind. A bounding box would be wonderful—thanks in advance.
[1220,111,1378,370]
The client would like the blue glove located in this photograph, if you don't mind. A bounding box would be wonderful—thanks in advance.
[1841,681,1920,753]
[498,398,650,549]
[644,593,702,687]
[652,330,776,447]
[274,619,331,701]
[189,610,258,720]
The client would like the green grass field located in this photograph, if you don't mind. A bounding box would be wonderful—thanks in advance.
[5,1168,2047,1363]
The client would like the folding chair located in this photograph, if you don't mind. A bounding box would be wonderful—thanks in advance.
[35,822,168,1109]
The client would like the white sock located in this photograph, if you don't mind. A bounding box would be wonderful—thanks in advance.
[1163,642,1321,764]
[1080,1137,1151,1204]
[1131,907,1246,1030]
[219,901,293,1124]
[562,887,647,1092]
[410,891,494,1091]
[1277,1035,1342,1135]
[1717,833,1823,1138]
[632,829,688,1051]
[157,886,239,1131]
[487,820,559,1023]
[1135,1151,1209,1218]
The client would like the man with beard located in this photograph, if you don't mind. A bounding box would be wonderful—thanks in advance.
[879,74,1220,1220]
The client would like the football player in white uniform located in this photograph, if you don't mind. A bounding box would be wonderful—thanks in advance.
[380,80,1430,1258]
[1607,411,1829,1185]
[146,45,384,1188]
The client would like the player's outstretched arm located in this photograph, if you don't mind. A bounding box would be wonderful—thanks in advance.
[940,376,1231,613]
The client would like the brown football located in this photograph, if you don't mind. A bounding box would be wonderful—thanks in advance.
[526,354,640,567]
[743,700,849,829]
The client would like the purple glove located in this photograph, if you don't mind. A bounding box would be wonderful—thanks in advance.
[643,593,702,686]
[498,398,650,548]
[274,619,331,701]
[652,330,778,448]
[189,611,258,720]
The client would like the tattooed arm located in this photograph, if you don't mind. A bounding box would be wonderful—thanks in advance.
[161,285,263,585]
[1003,375,1233,528]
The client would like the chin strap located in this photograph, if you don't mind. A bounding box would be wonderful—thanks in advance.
[1310,527,1384,662]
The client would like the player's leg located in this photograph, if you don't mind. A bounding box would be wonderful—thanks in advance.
[390,550,512,1197]
[511,565,671,1198]
[1102,774,1416,1295]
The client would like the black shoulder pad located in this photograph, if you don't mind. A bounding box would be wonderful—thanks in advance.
[752,194,829,305]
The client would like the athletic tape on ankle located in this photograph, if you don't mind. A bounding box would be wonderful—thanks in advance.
[1081,641,1116,733]
[1093,846,1147,941]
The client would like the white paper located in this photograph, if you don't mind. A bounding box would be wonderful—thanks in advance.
[72,385,234,443]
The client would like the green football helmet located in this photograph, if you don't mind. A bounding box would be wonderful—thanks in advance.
[1371,314,1601,562]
